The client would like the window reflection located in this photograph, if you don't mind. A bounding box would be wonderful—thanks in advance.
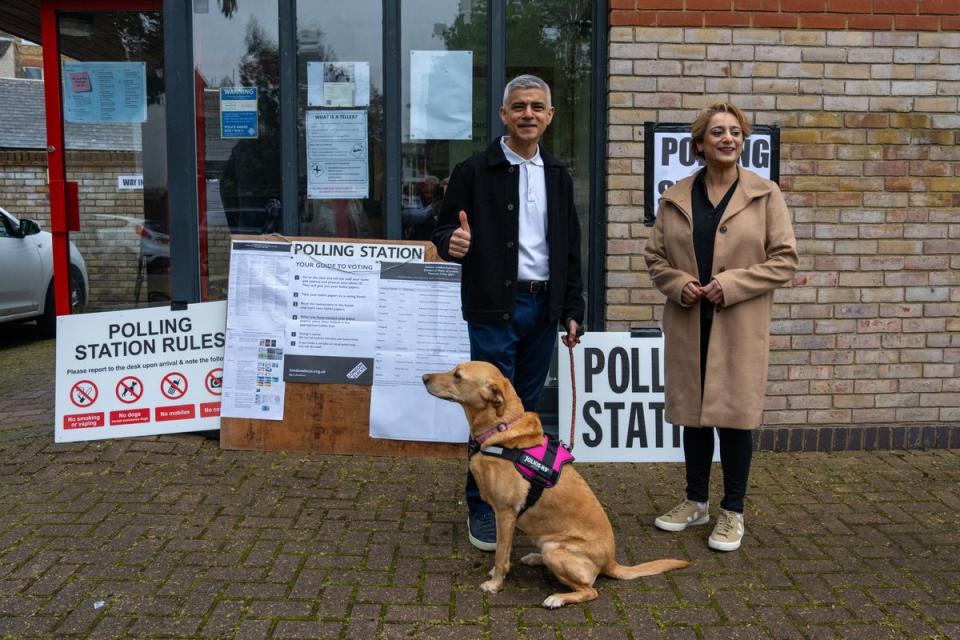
[297,1,383,239]
[60,11,169,311]
[401,0,488,240]
[506,0,592,396]
[507,0,591,315]
[194,4,281,300]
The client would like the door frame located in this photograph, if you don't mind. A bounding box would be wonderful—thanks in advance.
[40,0,163,316]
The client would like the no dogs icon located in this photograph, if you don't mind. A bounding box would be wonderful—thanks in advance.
[160,372,188,400]
[115,376,143,404]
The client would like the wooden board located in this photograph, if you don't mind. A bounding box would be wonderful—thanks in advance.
[219,236,464,458]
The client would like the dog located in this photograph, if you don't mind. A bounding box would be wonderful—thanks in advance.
[423,360,689,608]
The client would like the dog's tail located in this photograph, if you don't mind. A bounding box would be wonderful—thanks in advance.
[604,559,690,580]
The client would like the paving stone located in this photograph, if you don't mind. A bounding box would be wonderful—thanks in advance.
[0,336,958,638]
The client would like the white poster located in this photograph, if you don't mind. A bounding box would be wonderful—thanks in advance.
[220,240,292,420]
[558,332,719,463]
[307,61,371,107]
[306,110,369,199]
[410,50,472,140]
[284,255,379,384]
[369,262,470,443]
[54,302,226,443]
[63,61,147,124]
[283,240,425,384]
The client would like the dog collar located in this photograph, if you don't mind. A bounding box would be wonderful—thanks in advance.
[473,416,523,447]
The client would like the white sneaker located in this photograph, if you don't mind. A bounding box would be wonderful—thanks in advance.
[708,508,744,551]
[655,499,710,532]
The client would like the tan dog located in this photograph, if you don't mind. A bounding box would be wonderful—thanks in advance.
[423,360,689,608]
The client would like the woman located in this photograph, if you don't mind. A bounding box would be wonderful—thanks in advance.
[643,102,798,551]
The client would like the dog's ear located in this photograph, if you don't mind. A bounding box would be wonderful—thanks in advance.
[481,382,506,416]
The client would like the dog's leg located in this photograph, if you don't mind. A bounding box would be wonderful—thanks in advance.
[480,510,517,594]
[520,553,543,566]
[539,542,601,608]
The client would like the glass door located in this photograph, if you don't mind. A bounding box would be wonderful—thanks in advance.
[43,1,167,315]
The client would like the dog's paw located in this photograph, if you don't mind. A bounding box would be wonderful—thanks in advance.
[520,553,543,566]
[480,579,503,594]
[542,594,566,609]
[487,565,509,579]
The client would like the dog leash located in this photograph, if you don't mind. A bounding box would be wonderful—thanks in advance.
[566,341,577,452]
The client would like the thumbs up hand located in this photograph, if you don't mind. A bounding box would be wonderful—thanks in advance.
[448,210,472,259]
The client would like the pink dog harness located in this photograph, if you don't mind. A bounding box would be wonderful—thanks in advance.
[474,435,575,515]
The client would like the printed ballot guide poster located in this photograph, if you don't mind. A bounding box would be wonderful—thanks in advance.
[55,302,227,443]
[369,261,470,443]
[558,332,718,463]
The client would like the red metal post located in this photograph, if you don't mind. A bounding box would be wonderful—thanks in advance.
[40,0,70,316]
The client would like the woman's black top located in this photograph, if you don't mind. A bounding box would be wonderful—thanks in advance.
[692,168,738,386]
[692,168,738,289]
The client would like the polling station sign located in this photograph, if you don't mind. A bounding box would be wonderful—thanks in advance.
[55,301,227,443]
[643,122,779,226]
[558,331,718,463]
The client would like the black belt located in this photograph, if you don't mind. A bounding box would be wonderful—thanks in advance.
[516,280,548,294]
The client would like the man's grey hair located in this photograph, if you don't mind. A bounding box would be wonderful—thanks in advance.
[502,74,552,107]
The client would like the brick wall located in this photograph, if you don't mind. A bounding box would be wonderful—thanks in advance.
[610,0,960,31]
[607,27,959,444]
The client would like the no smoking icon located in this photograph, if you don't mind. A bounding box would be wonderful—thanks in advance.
[160,372,188,400]
[205,368,223,396]
[70,380,98,408]
[116,376,143,404]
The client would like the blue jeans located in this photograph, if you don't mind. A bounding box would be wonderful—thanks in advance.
[465,291,558,516]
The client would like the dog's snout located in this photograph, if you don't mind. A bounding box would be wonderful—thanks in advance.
[422,373,431,385]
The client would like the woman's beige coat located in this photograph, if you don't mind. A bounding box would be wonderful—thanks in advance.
[644,166,798,429]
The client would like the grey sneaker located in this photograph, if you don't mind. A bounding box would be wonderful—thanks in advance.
[655,499,710,532]
[467,511,497,551]
[708,508,744,551]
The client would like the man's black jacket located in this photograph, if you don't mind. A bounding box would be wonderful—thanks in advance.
[432,140,585,326]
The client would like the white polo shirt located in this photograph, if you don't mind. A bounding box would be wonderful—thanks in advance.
[500,137,550,282]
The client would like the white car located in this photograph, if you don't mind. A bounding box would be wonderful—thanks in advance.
[0,206,89,335]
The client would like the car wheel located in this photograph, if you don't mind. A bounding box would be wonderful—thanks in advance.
[35,268,85,337]
[37,283,56,336]
[69,266,86,314]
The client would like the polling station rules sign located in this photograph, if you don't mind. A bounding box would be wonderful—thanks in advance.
[55,302,227,442]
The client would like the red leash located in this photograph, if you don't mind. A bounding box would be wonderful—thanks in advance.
[567,341,577,451]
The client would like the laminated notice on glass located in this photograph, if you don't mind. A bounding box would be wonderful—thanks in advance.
[306,61,370,107]
[306,110,369,199]
[62,62,147,124]
[220,87,259,139]
[409,50,472,140]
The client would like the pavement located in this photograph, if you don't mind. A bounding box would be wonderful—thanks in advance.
[1,323,959,640]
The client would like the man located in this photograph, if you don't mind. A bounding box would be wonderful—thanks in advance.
[432,74,585,551]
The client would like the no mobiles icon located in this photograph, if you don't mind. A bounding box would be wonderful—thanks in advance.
[160,372,188,400]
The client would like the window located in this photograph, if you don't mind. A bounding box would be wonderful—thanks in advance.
[22,66,42,80]
[193,3,282,300]
[400,0,488,240]
[296,0,384,239]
